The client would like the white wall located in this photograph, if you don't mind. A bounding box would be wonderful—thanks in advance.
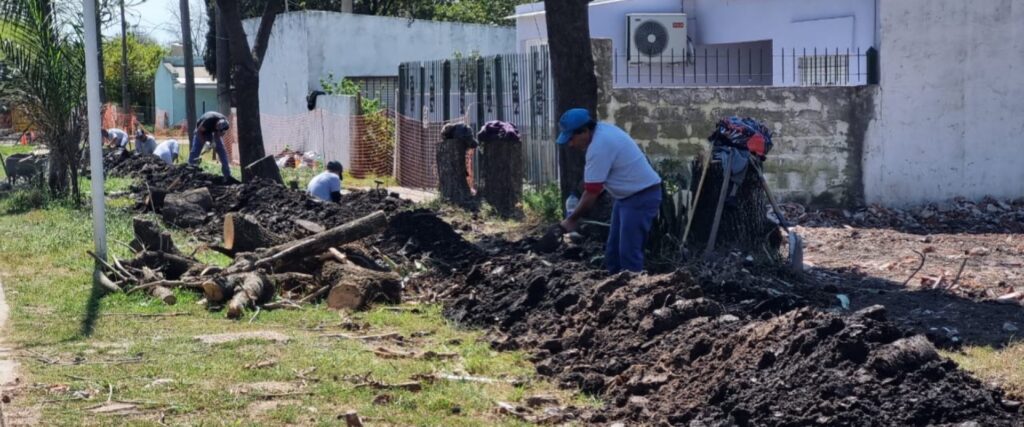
[514,0,681,53]
[247,11,516,116]
[259,95,357,169]
[864,0,1024,205]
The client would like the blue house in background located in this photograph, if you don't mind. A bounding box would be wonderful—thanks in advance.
[154,46,219,130]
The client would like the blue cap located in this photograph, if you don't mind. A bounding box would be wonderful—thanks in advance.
[556,108,592,145]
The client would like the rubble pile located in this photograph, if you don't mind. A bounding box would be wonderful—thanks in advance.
[444,255,1021,425]
[785,197,1024,233]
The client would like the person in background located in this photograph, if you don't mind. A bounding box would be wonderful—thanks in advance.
[153,139,180,165]
[135,129,157,156]
[188,111,232,178]
[102,128,130,149]
[307,160,344,203]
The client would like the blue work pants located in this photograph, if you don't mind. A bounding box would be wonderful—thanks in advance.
[188,132,232,178]
[605,184,661,273]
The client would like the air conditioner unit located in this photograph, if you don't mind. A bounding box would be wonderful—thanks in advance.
[627,13,687,64]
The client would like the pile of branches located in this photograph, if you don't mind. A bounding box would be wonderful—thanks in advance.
[92,211,403,318]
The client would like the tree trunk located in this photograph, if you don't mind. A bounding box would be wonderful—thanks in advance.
[436,133,474,205]
[161,187,213,227]
[543,0,597,204]
[319,261,401,310]
[223,212,286,253]
[180,0,198,142]
[226,272,274,319]
[214,3,232,113]
[254,211,387,270]
[131,216,180,254]
[119,0,129,126]
[216,0,283,183]
[95,0,106,104]
[479,136,523,217]
[688,154,781,259]
[148,286,177,305]
[244,154,284,185]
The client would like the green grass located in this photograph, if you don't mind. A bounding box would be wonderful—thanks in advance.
[944,343,1024,400]
[0,179,595,424]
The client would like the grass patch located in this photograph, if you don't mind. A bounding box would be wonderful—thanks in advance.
[944,343,1024,399]
[523,183,562,223]
[0,178,592,424]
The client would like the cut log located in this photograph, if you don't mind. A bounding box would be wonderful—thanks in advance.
[294,219,325,235]
[244,155,284,186]
[223,213,287,254]
[96,273,122,295]
[255,211,388,270]
[226,273,275,319]
[130,217,179,254]
[130,251,199,280]
[436,127,476,205]
[320,261,402,311]
[478,132,523,217]
[148,286,177,305]
[202,279,233,305]
[269,272,316,292]
[161,187,214,227]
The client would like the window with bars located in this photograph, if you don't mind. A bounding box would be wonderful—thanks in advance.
[798,55,850,86]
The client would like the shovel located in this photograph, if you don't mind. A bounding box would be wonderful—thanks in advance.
[751,160,803,273]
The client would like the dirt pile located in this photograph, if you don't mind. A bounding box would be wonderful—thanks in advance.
[376,209,485,270]
[787,197,1024,234]
[445,257,1020,425]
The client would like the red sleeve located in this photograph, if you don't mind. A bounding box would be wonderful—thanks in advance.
[584,182,604,194]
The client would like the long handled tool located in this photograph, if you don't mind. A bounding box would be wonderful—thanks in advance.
[751,160,803,272]
[703,150,732,259]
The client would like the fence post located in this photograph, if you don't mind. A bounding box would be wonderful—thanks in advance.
[419,64,426,121]
[866,47,880,84]
[398,64,406,115]
[494,56,504,121]
[442,60,451,121]
[476,57,485,129]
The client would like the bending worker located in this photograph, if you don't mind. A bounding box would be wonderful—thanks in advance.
[102,128,130,149]
[154,139,180,165]
[556,108,662,273]
[188,111,232,178]
[308,160,344,203]
[135,129,157,156]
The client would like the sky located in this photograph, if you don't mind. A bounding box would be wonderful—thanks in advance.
[107,0,188,46]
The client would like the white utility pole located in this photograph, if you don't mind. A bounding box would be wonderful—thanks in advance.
[84,0,108,285]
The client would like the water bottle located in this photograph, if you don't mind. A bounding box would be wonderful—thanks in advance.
[565,193,579,218]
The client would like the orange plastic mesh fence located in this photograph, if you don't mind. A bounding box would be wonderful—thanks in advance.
[350,110,396,179]
[394,111,472,189]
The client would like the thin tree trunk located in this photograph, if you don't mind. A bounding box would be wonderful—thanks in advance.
[214,3,231,113]
[119,0,129,128]
[95,0,106,104]
[543,0,597,204]
[181,0,198,142]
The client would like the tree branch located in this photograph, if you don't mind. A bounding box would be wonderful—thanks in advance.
[251,0,282,69]
[214,0,257,73]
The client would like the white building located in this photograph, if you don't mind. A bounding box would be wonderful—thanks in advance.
[511,0,878,86]
[245,11,517,116]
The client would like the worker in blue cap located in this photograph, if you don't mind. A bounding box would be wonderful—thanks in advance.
[555,108,662,273]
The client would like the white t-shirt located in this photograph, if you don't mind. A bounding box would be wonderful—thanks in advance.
[107,128,129,148]
[307,171,342,202]
[584,123,661,199]
[154,139,179,165]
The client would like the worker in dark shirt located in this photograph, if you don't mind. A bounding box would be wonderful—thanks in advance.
[188,111,232,178]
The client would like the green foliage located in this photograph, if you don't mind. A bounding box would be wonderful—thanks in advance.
[646,158,691,270]
[432,0,527,26]
[0,0,87,200]
[523,183,562,223]
[0,186,47,214]
[102,33,167,114]
[321,73,395,167]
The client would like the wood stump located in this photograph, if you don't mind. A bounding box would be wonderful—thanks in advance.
[161,187,213,227]
[131,217,179,254]
[317,261,402,310]
[436,133,475,205]
[223,213,287,254]
[244,154,284,186]
[479,136,523,217]
[688,154,781,259]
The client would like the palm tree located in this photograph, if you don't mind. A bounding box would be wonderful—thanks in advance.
[0,0,87,200]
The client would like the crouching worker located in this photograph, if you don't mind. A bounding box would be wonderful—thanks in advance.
[154,139,180,165]
[556,108,662,274]
[135,129,157,156]
[308,160,344,203]
[188,111,232,178]
[102,128,130,149]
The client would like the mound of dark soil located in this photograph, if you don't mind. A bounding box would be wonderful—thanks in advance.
[377,209,485,270]
[445,257,1020,425]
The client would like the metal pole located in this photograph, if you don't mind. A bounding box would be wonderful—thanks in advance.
[84,0,107,288]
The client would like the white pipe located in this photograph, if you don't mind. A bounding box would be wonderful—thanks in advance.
[84,0,107,283]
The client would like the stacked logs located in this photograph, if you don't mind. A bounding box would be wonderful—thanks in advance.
[91,211,403,319]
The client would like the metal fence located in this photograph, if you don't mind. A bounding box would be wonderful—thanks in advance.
[614,46,879,87]
[349,76,399,111]
[397,46,558,188]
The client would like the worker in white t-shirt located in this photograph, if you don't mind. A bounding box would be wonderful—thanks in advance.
[307,161,344,203]
[135,129,157,156]
[102,128,130,149]
[153,139,180,165]
[555,108,662,273]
